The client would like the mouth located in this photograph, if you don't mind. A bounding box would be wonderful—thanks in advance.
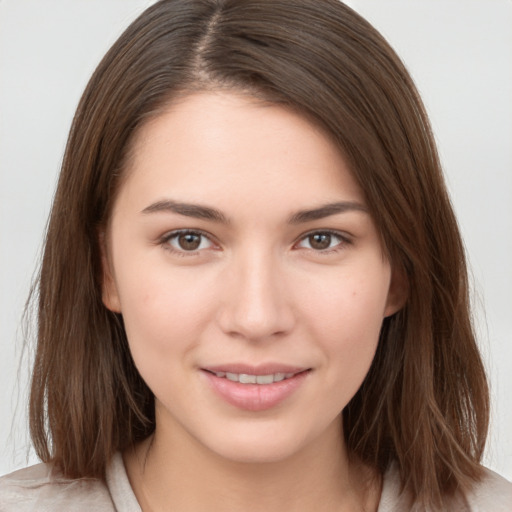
[201,366,311,411]
[204,370,305,385]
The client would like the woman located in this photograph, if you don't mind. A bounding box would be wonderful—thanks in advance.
[1,0,511,510]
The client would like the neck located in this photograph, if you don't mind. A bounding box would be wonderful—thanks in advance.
[124,419,380,512]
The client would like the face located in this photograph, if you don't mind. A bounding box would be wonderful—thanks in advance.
[103,92,404,464]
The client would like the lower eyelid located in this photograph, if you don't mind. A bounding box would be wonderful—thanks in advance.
[160,230,216,253]
[295,231,351,250]
[158,230,351,255]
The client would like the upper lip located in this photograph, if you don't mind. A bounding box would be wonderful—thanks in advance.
[201,363,310,375]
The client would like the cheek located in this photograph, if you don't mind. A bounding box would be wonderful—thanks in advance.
[113,262,217,369]
[301,265,390,337]
[298,264,390,389]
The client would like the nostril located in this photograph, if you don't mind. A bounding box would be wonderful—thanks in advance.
[215,266,296,340]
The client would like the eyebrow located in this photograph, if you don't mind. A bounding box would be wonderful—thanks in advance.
[141,200,229,223]
[288,201,368,224]
[141,199,367,224]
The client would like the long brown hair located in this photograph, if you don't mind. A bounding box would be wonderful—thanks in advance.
[29,0,489,508]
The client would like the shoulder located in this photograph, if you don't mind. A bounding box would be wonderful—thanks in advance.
[0,461,114,512]
[379,464,512,512]
[464,467,512,511]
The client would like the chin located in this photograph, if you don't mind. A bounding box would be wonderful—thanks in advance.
[198,423,321,466]
[213,442,302,465]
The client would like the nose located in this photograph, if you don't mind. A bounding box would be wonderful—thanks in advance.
[217,248,296,342]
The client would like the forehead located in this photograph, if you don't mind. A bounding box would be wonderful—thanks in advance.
[117,92,365,215]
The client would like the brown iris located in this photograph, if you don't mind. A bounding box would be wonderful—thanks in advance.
[178,233,202,251]
[308,233,332,250]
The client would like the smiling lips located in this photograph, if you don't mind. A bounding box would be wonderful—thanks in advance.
[202,366,310,411]
[211,371,298,384]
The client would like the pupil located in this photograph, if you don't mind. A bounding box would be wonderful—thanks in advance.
[179,233,201,250]
[310,233,331,250]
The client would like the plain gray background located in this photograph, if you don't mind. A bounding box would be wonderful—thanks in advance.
[1,0,511,479]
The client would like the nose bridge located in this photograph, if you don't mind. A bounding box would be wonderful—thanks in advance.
[218,244,294,340]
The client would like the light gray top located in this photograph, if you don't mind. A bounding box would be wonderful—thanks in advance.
[1,452,511,511]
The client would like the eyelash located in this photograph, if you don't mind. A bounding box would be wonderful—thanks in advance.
[159,229,351,256]
[159,229,218,256]
[294,230,352,254]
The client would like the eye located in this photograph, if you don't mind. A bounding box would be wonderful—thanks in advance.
[296,231,347,251]
[163,230,214,252]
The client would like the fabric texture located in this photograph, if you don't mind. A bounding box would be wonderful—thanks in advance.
[1,453,511,511]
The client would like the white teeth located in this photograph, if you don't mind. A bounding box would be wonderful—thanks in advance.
[239,374,256,384]
[256,374,274,384]
[213,371,298,384]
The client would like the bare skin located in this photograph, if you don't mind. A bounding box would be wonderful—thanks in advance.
[103,92,404,511]
[124,427,382,512]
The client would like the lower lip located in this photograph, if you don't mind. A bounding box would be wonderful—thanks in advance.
[203,370,310,412]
